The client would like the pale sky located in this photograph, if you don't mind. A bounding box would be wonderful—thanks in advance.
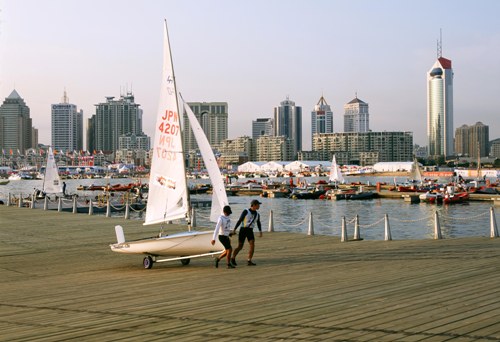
[1,0,499,151]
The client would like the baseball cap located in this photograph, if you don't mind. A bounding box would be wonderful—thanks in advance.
[250,199,262,206]
[223,205,232,214]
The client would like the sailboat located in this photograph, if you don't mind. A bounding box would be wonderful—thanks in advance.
[329,154,344,184]
[409,157,423,184]
[110,21,227,269]
[41,147,63,198]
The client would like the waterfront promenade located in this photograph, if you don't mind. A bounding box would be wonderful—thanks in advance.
[1,206,500,341]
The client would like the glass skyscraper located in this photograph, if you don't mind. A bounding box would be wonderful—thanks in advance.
[427,57,454,158]
[274,97,302,156]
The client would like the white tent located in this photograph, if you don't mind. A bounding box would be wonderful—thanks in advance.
[373,162,414,172]
[260,161,288,172]
[284,161,327,173]
[237,161,266,173]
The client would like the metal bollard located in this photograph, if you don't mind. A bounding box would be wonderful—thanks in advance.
[434,211,442,239]
[190,207,196,228]
[353,214,361,240]
[384,214,392,241]
[58,197,62,212]
[124,197,130,220]
[88,199,94,215]
[44,196,48,210]
[341,216,348,242]
[106,199,111,217]
[268,210,274,232]
[31,194,35,209]
[490,207,499,238]
[307,212,314,236]
[72,196,77,214]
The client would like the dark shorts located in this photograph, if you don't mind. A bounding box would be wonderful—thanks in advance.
[238,228,255,243]
[218,235,232,250]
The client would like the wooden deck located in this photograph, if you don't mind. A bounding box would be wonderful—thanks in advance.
[1,205,500,341]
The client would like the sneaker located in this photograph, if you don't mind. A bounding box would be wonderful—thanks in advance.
[247,260,256,266]
[230,258,237,266]
[215,258,219,268]
[227,264,235,269]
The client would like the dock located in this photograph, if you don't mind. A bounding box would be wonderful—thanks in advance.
[1,205,500,341]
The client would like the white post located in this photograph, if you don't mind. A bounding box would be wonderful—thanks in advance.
[124,197,130,220]
[106,199,111,217]
[353,214,360,240]
[307,211,314,236]
[72,196,77,214]
[31,194,35,209]
[44,196,48,210]
[341,216,348,242]
[490,207,499,238]
[268,210,274,232]
[57,197,62,212]
[7,193,11,206]
[88,199,94,215]
[384,214,392,241]
[190,207,196,228]
[18,194,23,208]
[434,211,442,239]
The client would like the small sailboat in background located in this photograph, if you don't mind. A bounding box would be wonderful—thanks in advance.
[110,21,227,269]
[329,154,344,184]
[38,147,63,198]
[409,157,423,184]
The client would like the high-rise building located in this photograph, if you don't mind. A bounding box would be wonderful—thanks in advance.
[427,41,454,158]
[311,96,333,140]
[252,118,274,139]
[455,122,489,158]
[274,97,302,156]
[0,89,34,153]
[312,131,413,165]
[343,96,369,133]
[183,102,228,152]
[88,92,145,152]
[51,90,83,153]
[256,135,295,162]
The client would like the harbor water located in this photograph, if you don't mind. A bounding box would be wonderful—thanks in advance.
[1,176,498,240]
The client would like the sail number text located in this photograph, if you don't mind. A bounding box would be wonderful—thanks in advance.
[156,109,179,160]
[158,110,180,135]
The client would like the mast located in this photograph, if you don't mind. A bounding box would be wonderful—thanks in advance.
[164,20,192,226]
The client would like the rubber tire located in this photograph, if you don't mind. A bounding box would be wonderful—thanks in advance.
[143,256,154,269]
[180,258,190,265]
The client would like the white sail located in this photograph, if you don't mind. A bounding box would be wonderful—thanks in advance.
[329,154,344,183]
[410,158,423,183]
[182,98,228,222]
[43,147,63,194]
[144,22,188,225]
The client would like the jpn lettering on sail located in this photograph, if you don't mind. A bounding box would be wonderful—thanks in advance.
[144,25,188,226]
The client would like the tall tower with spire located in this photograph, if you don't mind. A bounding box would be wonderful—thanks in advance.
[311,95,333,145]
[51,90,83,152]
[427,31,454,158]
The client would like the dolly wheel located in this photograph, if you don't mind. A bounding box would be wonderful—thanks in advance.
[143,256,154,269]
[180,258,190,265]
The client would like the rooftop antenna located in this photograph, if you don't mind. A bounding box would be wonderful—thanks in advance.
[62,88,68,104]
[437,28,442,58]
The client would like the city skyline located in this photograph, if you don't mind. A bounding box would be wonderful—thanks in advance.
[1,0,499,150]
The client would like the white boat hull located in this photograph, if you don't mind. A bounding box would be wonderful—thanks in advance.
[110,230,224,257]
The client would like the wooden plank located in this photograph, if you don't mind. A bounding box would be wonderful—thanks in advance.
[1,206,500,340]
